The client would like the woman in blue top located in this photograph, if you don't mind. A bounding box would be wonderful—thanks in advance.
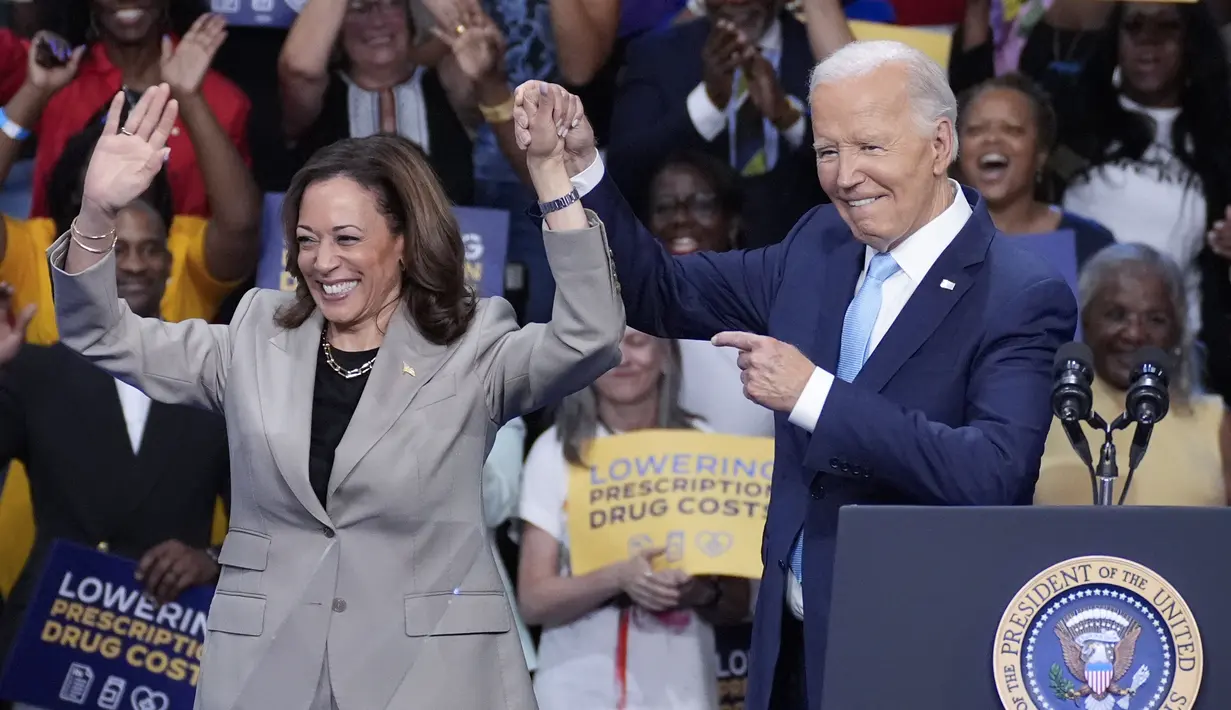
[956,72,1114,268]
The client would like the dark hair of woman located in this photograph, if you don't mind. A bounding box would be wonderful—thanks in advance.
[653,150,744,218]
[48,101,174,237]
[36,0,208,47]
[275,134,476,344]
[1072,0,1231,227]
[957,72,1059,153]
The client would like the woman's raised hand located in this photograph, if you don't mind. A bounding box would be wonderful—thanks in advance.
[521,82,582,166]
[80,84,178,218]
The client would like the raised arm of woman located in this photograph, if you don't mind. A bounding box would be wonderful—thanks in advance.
[474,84,625,424]
[278,0,348,141]
[49,85,256,413]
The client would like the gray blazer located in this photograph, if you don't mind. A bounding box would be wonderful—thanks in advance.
[47,213,625,710]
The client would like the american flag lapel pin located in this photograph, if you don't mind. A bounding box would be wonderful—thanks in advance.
[940,279,956,291]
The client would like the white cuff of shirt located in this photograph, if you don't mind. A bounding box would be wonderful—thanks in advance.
[571,153,606,198]
[686,83,730,142]
[787,367,834,434]
[781,96,806,149]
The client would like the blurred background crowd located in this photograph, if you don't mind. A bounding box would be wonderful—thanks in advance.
[1,0,1231,708]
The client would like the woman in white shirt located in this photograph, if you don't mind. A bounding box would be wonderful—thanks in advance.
[517,327,750,710]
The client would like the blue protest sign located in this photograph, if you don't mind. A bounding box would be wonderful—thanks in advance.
[1010,228,1083,339]
[0,541,213,710]
[714,621,752,709]
[210,0,300,28]
[256,192,510,298]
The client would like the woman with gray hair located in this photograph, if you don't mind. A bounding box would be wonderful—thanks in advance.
[516,327,751,710]
[1035,243,1231,506]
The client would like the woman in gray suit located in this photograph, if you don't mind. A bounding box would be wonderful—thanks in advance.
[45,82,624,710]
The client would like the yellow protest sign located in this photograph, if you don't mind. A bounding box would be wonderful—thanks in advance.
[847,21,953,70]
[566,430,774,579]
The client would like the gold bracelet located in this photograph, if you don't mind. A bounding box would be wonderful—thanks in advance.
[71,216,116,241]
[479,97,515,124]
[71,233,117,254]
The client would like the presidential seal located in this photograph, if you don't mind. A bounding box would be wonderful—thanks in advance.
[994,556,1202,710]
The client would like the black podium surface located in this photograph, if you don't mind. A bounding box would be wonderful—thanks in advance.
[821,505,1231,709]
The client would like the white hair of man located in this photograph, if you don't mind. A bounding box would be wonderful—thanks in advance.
[808,40,960,163]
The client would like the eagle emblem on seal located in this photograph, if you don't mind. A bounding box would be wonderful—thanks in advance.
[1051,606,1152,709]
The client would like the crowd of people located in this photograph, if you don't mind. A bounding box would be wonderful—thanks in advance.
[0,0,1230,708]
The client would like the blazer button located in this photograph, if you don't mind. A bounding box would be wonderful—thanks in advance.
[323,527,335,538]
[828,457,840,469]
[840,462,851,473]
[332,598,347,613]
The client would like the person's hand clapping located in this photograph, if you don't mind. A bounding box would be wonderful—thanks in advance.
[433,7,506,84]
[701,19,753,109]
[1207,205,1231,260]
[513,81,595,175]
[160,13,228,100]
[0,283,35,368]
[26,32,85,95]
[80,85,178,220]
[744,51,796,128]
[617,547,683,612]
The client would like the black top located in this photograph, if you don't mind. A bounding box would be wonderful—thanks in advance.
[308,344,378,507]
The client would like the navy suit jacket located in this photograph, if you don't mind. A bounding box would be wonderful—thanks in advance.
[607,13,824,246]
[582,174,1078,710]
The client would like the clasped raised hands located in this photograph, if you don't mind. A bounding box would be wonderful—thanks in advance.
[513,82,583,167]
[512,81,598,175]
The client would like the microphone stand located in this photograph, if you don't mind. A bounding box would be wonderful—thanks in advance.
[1091,412,1131,506]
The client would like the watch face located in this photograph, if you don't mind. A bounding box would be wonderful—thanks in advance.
[284,0,308,11]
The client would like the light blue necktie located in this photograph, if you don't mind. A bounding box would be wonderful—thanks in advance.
[790,252,900,583]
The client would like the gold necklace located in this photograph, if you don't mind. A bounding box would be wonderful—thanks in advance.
[321,329,377,379]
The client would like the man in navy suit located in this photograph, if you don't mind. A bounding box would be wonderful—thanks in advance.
[607,0,840,247]
[514,39,1077,710]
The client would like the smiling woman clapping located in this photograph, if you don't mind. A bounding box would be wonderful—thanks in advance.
[49,82,624,710]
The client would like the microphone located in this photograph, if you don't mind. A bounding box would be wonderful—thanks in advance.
[1052,342,1095,423]
[1051,342,1096,470]
[1126,347,1172,426]
[1124,347,1173,479]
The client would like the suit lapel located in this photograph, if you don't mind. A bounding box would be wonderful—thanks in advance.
[812,239,866,373]
[260,310,331,527]
[856,197,996,393]
[327,307,452,499]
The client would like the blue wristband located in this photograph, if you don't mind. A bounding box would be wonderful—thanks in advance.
[0,107,31,141]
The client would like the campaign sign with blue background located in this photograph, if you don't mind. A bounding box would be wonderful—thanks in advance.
[256,193,511,297]
[209,0,301,28]
[0,541,213,710]
[1012,229,1082,339]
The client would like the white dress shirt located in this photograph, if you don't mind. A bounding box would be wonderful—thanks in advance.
[569,158,974,619]
[782,181,972,618]
[115,378,152,453]
[683,19,807,151]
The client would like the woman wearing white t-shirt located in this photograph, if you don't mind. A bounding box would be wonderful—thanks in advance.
[517,328,751,710]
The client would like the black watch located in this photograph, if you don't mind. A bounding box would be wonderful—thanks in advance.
[525,188,580,219]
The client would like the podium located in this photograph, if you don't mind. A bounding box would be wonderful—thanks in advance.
[820,505,1231,709]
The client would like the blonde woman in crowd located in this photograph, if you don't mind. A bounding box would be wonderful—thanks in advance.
[518,327,751,710]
